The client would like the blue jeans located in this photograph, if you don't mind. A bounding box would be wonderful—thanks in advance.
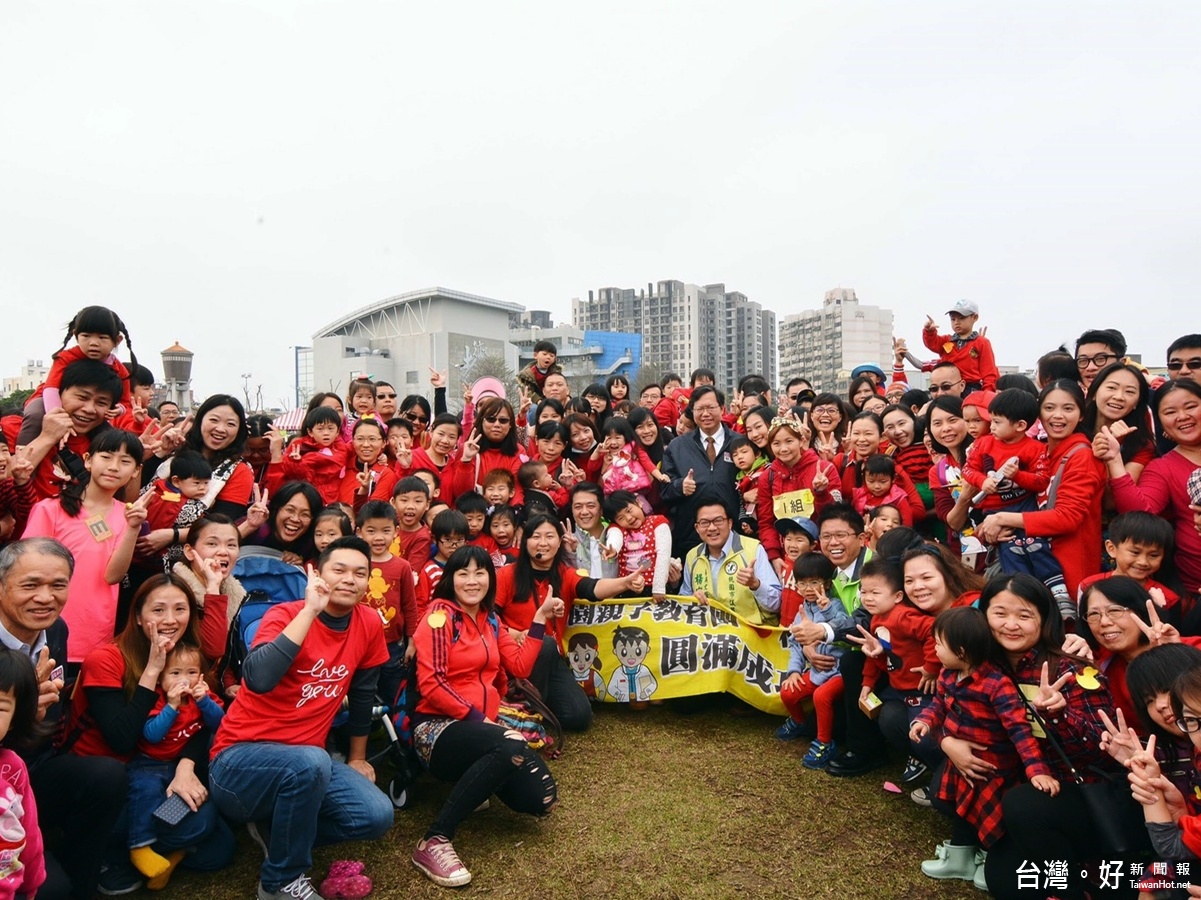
[209,743,394,891]
[126,756,173,848]
[111,760,236,872]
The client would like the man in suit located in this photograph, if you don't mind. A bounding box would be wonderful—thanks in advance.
[661,386,740,558]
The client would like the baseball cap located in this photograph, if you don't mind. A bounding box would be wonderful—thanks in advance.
[962,390,995,422]
[774,516,819,542]
[851,363,886,381]
[946,300,979,317]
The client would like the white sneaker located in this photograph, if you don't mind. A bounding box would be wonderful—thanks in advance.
[257,875,326,900]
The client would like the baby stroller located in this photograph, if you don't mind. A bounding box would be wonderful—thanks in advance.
[223,547,420,808]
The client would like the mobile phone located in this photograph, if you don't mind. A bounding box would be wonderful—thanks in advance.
[153,793,193,826]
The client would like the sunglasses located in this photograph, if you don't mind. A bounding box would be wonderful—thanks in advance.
[484,416,512,425]
[929,381,963,394]
[403,412,428,424]
[1167,358,1201,372]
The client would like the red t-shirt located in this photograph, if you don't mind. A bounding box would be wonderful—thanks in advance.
[396,527,432,572]
[137,688,225,761]
[68,644,136,760]
[364,555,419,643]
[494,563,585,649]
[861,603,939,691]
[210,602,388,758]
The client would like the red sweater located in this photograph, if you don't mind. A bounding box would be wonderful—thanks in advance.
[441,450,525,506]
[338,459,397,511]
[921,328,999,389]
[756,452,838,562]
[32,346,132,409]
[861,603,939,691]
[1110,450,1201,595]
[272,438,351,505]
[1020,434,1106,598]
[962,434,1050,511]
[414,598,544,722]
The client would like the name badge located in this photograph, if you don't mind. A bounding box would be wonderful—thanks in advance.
[86,515,114,543]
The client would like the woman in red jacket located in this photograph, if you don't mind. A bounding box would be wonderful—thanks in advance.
[441,397,525,506]
[755,418,838,578]
[976,380,1107,600]
[411,546,562,889]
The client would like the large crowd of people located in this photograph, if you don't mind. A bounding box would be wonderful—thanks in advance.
[0,301,1199,899]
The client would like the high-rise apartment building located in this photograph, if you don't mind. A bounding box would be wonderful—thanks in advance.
[778,288,893,392]
[572,280,776,390]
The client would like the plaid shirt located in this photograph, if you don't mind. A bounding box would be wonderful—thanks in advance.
[1008,651,1115,782]
[916,660,1054,848]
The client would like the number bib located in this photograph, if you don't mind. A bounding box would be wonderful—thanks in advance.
[772,489,815,520]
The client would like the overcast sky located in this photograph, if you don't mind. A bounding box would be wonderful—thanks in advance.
[3,2,1198,406]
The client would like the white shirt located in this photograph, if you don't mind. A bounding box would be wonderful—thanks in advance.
[700,427,725,459]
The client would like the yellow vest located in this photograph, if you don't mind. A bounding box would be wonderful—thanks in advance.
[686,534,776,625]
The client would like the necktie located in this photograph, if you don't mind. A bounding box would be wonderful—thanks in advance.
[706,436,716,465]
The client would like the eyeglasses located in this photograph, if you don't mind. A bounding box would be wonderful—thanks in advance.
[484,416,512,425]
[696,516,729,529]
[1076,353,1117,370]
[1167,357,1201,372]
[811,405,840,417]
[403,412,428,424]
[1083,605,1132,625]
[438,537,466,548]
[929,381,964,394]
[819,531,859,541]
[1178,714,1201,734]
[692,405,721,415]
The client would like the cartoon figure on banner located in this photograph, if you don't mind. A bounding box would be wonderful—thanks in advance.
[567,633,606,701]
[607,626,657,702]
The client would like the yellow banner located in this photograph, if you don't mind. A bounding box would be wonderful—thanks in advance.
[563,597,790,714]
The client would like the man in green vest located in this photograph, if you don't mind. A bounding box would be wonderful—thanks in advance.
[681,500,782,625]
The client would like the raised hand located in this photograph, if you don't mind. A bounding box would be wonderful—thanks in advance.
[167,676,188,709]
[304,563,331,614]
[131,395,148,426]
[560,521,579,553]
[200,555,225,593]
[682,469,696,496]
[190,678,208,702]
[1133,599,1181,647]
[811,468,829,493]
[245,484,269,530]
[848,624,884,657]
[34,647,63,721]
[627,568,647,595]
[9,448,33,486]
[267,428,285,460]
[538,591,566,620]
[1032,661,1072,713]
[1098,708,1142,766]
[460,431,481,463]
[734,566,759,590]
[356,467,372,495]
[924,315,937,331]
[1093,425,1122,463]
[429,367,448,389]
[145,622,172,676]
[41,407,75,446]
[124,490,153,531]
[789,609,826,645]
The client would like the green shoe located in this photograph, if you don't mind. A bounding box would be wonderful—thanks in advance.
[973,854,988,891]
[920,844,978,880]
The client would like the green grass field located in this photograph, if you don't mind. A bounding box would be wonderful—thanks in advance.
[146,701,981,899]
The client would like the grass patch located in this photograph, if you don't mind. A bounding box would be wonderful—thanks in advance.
[142,700,979,899]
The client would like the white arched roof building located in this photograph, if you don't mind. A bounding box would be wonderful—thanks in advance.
[311,287,524,402]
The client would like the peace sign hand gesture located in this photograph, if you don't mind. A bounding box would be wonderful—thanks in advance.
[304,564,331,615]
[1133,598,1181,648]
[246,484,270,530]
[1032,661,1072,714]
[123,490,154,531]
[847,624,883,657]
[1098,708,1142,766]
[461,431,482,463]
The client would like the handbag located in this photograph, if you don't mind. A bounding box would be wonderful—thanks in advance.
[1012,681,1149,856]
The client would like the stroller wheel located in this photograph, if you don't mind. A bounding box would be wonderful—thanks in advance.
[388,779,409,810]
